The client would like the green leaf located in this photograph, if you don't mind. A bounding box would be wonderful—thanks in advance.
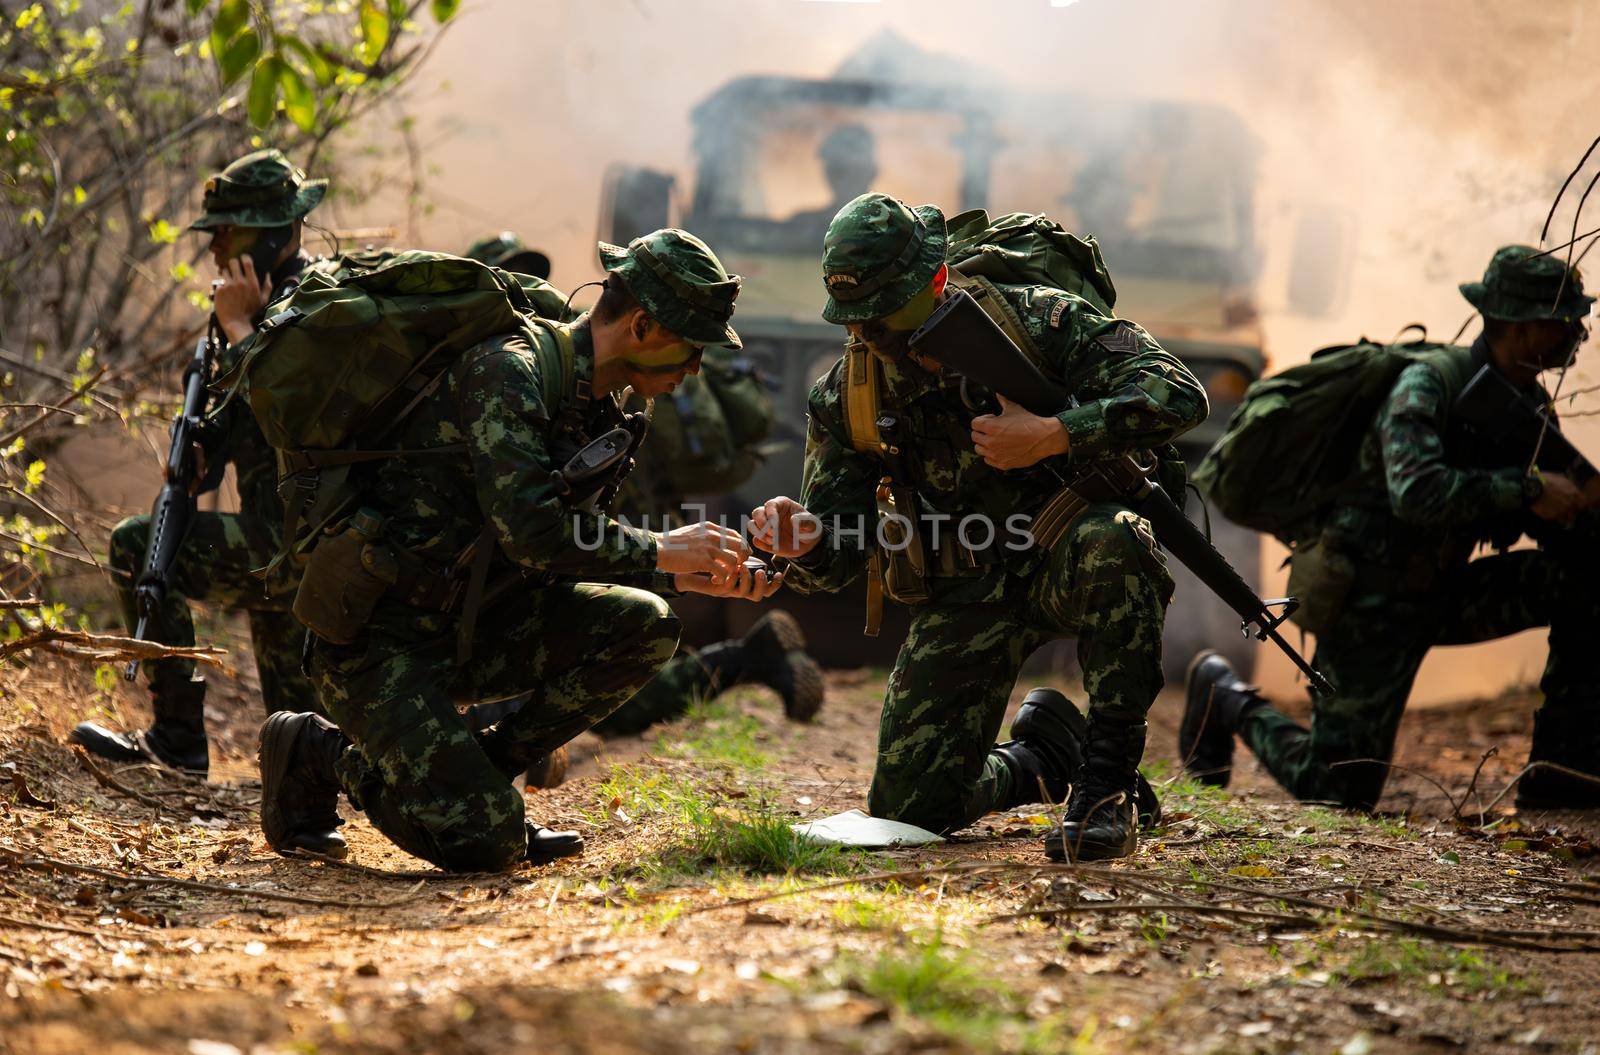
[247,54,281,128]
[185,0,211,14]
[208,0,248,62]
[278,62,315,132]
[282,36,334,87]
[218,26,260,87]
[357,0,389,66]
[430,0,461,22]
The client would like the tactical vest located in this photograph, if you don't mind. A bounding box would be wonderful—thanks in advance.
[838,270,1101,634]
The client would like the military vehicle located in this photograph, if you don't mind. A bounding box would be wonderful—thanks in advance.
[603,69,1318,679]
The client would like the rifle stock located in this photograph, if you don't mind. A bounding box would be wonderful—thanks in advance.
[1454,363,1597,484]
[910,287,1335,696]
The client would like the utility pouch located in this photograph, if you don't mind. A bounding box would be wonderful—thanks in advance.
[1285,530,1355,636]
[876,479,931,606]
[873,412,931,607]
[292,509,398,645]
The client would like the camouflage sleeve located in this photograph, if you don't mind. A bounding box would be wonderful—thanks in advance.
[1035,295,1209,461]
[1379,361,1528,526]
[782,364,878,595]
[457,345,658,577]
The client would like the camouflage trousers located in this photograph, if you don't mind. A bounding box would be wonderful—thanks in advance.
[310,582,679,872]
[1240,546,1600,809]
[869,503,1173,833]
[590,649,721,736]
[110,512,313,714]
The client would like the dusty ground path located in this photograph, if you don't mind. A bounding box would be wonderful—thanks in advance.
[3,634,1599,1055]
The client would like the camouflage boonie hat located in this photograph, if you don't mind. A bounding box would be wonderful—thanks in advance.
[465,231,551,280]
[597,229,742,349]
[820,192,948,325]
[1460,244,1595,323]
[190,148,327,231]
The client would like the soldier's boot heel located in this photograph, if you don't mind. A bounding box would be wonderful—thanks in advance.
[1515,707,1600,810]
[525,821,584,864]
[1044,717,1151,863]
[1179,651,1264,789]
[737,610,826,722]
[992,687,1087,808]
[259,712,349,860]
[71,675,210,776]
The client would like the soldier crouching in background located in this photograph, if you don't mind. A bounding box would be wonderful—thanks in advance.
[1183,246,1600,812]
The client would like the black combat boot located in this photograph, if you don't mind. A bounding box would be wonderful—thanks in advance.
[1044,716,1151,862]
[1515,706,1600,810]
[71,675,210,776]
[525,820,585,864]
[992,688,1087,807]
[1179,651,1267,788]
[466,696,569,790]
[258,712,350,859]
[718,610,826,721]
[992,688,1161,825]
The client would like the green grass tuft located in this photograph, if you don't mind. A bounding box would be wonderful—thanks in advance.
[1337,939,1537,996]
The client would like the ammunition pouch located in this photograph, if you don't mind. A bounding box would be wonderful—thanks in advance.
[1285,529,1355,636]
[293,517,399,645]
[875,480,931,607]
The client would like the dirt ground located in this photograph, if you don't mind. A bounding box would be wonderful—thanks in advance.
[3,618,1600,1055]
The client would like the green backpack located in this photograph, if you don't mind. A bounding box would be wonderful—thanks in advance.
[945,209,1118,316]
[216,250,566,554]
[1191,336,1476,544]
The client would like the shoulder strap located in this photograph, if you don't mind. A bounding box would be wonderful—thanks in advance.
[1417,344,1477,405]
[843,339,882,455]
[525,316,592,438]
[947,269,1044,363]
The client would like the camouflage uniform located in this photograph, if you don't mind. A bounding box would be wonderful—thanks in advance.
[786,194,1206,836]
[74,150,327,775]
[264,230,743,871]
[461,232,815,737]
[1189,246,1600,810]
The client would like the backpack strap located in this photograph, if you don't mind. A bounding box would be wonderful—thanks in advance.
[1417,344,1477,408]
[525,315,590,434]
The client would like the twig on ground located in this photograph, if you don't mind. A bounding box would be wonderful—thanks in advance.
[74,747,176,813]
[281,849,501,883]
[0,847,430,909]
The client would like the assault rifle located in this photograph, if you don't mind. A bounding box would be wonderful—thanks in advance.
[910,287,1336,696]
[125,304,226,679]
[1453,363,1597,485]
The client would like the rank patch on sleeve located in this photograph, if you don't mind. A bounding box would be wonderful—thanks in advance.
[1096,321,1141,356]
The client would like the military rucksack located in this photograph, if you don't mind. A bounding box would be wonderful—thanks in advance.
[1191,336,1477,545]
[215,250,573,556]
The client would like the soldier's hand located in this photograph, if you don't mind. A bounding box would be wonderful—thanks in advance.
[1532,472,1584,523]
[676,560,784,602]
[971,395,1070,470]
[655,521,749,579]
[750,496,821,558]
[215,257,271,344]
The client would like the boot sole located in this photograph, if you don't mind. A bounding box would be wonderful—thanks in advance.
[257,713,298,854]
[1180,650,1233,788]
[754,610,807,653]
[784,652,826,723]
[1042,827,1138,863]
[258,714,350,861]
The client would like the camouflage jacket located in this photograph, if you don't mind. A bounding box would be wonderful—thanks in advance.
[785,283,1207,605]
[1326,338,1582,587]
[352,320,659,589]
